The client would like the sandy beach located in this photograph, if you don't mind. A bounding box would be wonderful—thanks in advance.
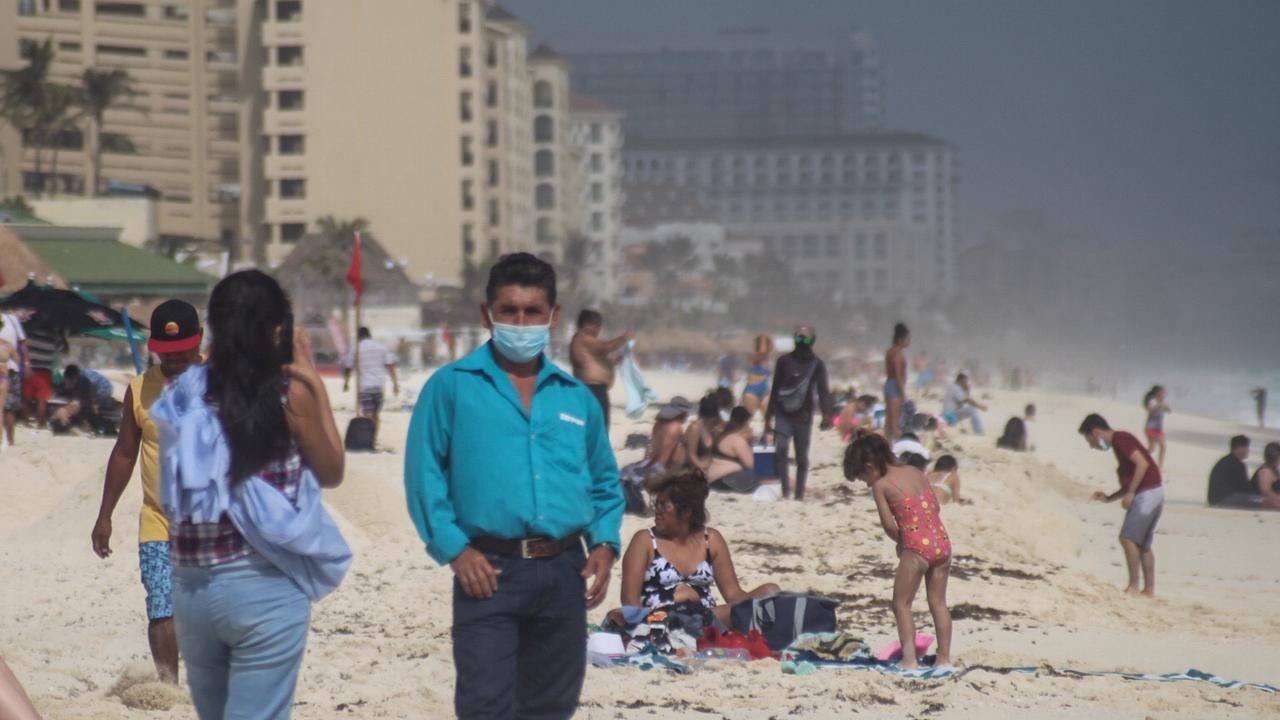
[1,367,1277,718]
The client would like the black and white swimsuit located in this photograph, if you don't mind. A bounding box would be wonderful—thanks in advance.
[641,528,716,610]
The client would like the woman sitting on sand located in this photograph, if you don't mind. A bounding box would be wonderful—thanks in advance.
[927,455,962,504]
[740,334,773,416]
[683,394,723,472]
[844,429,953,669]
[620,470,780,626]
[153,270,349,720]
[705,406,759,492]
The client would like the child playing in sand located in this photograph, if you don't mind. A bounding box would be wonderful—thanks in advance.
[843,429,952,668]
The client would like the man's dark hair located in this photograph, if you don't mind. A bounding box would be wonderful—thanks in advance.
[714,386,734,411]
[63,364,80,379]
[357,326,371,340]
[1230,434,1250,451]
[1078,413,1110,435]
[956,372,968,383]
[577,309,602,328]
[893,322,909,342]
[934,454,958,472]
[485,252,557,306]
[1025,403,1036,417]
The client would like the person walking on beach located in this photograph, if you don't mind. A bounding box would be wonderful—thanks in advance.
[0,312,25,449]
[843,429,953,669]
[342,326,399,443]
[1251,387,1266,428]
[405,253,623,720]
[1080,413,1164,597]
[884,323,910,441]
[740,334,773,417]
[569,308,632,429]
[764,323,834,501]
[154,271,350,719]
[1143,385,1170,467]
[90,300,202,684]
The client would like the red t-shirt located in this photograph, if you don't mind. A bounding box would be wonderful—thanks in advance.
[1111,431,1162,493]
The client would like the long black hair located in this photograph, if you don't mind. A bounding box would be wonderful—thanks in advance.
[206,270,293,483]
[1143,385,1164,408]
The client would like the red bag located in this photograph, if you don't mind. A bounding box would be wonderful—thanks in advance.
[697,626,774,660]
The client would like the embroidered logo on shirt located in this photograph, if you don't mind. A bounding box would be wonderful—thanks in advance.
[559,412,585,426]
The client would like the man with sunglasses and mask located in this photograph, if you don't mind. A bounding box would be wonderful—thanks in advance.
[405,253,623,720]
[764,323,835,501]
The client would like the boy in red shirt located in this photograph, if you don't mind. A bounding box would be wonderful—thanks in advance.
[1079,413,1164,597]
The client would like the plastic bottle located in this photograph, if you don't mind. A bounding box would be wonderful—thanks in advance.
[698,647,752,661]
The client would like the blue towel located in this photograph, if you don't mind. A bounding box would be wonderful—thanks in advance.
[151,365,353,601]
[620,341,657,420]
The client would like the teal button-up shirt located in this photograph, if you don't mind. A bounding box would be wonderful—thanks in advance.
[404,342,624,565]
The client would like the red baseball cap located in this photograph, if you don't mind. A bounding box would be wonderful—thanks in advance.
[147,299,202,353]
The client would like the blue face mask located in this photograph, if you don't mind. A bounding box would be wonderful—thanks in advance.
[1096,437,1110,451]
[489,313,550,364]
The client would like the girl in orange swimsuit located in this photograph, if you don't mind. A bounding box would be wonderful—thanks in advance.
[844,429,953,669]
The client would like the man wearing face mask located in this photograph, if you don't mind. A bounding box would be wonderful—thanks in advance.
[1080,413,1164,598]
[404,253,624,720]
[764,324,835,501]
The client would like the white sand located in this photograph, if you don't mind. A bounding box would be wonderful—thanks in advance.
[1,368,1278,718]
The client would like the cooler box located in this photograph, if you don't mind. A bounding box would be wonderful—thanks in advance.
[753,445,778,479]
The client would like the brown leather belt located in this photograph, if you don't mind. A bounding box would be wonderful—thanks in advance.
[470,533,583,559]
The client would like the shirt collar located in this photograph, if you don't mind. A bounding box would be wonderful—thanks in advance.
[455,341,575,388]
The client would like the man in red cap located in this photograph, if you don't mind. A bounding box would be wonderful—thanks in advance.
[90,299,202,684]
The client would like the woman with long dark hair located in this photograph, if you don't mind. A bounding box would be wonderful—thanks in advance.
[1143,385,1170,467]
[152,270,349,719]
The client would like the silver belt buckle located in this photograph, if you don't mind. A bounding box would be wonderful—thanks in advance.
[519,538,534,559]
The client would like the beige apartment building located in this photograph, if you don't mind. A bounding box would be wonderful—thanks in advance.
[569,93,624,302]
[528,44,582,264]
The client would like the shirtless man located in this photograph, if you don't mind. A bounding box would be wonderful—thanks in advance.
[570,309,632,428]
[884,323,910,441]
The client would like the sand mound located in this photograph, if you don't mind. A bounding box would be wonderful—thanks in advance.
[107,663,188,711]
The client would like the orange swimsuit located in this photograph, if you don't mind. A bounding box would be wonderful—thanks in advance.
[888,477,952,568]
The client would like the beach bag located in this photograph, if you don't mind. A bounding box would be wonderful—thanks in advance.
[730,592,839,651]
[344,417,376,451]
[774,362,818,414]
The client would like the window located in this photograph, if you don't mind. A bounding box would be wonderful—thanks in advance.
[161,4,186,19]
[534,115,553,142]
[534,150,553,177]
[488,198,500,226]
[280,223,306,243]
[535,183,555,210]
[18,0,35,14]
[279,178,305,199]
[460,91,473,122]
[590,153,603,173]
[485,80,497,108]
[278,134,304,155]
[59,0,82,11]
[854,233,867,260]
[853,268,867,294]
[58,41,82,52]
[97,44,147,58]
[276,45,303,67]
[533,81,553,108]
[460,136,473,166]
[590,182,603,202]
[485,119,498,148]
[458,1,471,33]
[591,212,603,232]
[536,217,552,243]
[873,232,887,260]
[163,48,188,60]
[459,47,472,78]
[96,2,145,18]
[485,41,496,68]
[803,235,819,259]
[589,122,602,143]
[277,90,304,110]
[461,180,475,210]
[825,235,841,258]
[462,223,475,255]
[487,159,499,187]
[275,0,301,22]
[19,39,38,57]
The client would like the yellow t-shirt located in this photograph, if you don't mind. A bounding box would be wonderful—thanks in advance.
[132,366,170,543]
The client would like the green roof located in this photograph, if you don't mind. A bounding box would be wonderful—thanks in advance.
[9,225,214,296]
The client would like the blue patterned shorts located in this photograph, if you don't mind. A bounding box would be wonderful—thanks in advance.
[139,541,173,621]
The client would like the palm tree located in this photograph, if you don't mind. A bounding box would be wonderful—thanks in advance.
[80,67,136,196]
[41,83,83,196]
[0,39,56,191]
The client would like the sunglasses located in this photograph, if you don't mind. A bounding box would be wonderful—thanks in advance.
[651,499,675,515]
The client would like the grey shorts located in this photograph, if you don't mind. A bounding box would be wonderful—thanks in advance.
[1120,486,1164,551]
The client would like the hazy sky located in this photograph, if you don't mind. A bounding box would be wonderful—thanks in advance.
[506,0,1280,271]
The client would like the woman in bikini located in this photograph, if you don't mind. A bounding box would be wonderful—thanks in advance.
[620,470,780,625]
[683,394,723,472]
[927,455,962,504]
[844,429,953,669]
[705,406,759,492]
[740,334,773,417]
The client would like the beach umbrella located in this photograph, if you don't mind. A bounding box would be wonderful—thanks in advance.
[0,280,145,336]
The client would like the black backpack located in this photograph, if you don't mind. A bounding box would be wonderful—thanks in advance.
[730,592,840,651]
[344,417,376,451]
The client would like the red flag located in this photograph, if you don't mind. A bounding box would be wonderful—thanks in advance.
[345,231,364,305]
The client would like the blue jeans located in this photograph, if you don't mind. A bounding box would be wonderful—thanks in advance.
[173,554,311,720]
[453,546,587,720]
[955,405,984,434]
